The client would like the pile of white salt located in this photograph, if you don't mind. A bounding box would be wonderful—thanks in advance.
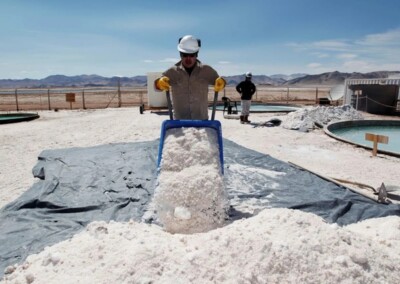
[149,127,229,234]
[3,209,399,283]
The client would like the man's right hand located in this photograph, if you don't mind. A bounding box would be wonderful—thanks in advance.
[155,76,170,91]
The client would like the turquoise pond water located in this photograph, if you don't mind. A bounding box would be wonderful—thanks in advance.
[0,115,26,120]
[331,126,400,153]
[0,113,39,124]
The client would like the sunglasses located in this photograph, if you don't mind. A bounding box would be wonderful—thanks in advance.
[180,52,197,58]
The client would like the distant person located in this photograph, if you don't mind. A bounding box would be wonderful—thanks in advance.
[236,72,256,123]
[154,35,225,120]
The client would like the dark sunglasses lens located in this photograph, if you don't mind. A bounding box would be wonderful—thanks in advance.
[182,53,196,58]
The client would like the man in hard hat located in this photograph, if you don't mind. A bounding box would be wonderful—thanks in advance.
[236,72,256,124]
[154,35,226,120]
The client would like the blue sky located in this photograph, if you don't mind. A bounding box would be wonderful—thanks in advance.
[1,0,400,79]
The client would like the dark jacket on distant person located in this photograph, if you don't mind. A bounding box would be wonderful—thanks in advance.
[236,79,256,100]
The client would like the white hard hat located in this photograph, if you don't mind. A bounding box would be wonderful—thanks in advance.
[245,72,252,78]
[177,35,201,54]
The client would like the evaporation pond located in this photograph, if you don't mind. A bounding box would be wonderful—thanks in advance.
[332,125,400,153]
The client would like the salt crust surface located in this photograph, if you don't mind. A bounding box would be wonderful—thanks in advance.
[2,208,400,283]
[150,127,228,234]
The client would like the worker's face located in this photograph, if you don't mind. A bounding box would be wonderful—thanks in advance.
[180,52,197,68]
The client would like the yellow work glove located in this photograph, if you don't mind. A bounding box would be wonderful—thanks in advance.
[155,76,170,91]
[214,77,226,92]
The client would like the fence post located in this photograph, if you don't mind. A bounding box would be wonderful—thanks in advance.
[14,89,19,111]
[118,78,121,107]
[315,87,319,104]
[47,89,51,110]
[286,87,289,104]
[82,89,86,109]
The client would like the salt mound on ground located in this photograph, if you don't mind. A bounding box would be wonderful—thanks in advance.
[282,105,363,131]
[150,127,228,234]
[3,208,399,283]
[345,215,400,241]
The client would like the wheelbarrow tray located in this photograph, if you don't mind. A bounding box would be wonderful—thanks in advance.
[157,120,224,174]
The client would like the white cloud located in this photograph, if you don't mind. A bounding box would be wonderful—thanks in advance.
[357,28,400,46]
[160,58,179,63]
[307,63,322,68]
[288,29,400,55]
[337,53,357,59]
[340,60,400,73]
[108,13,198,32]
[342,60,372,70]
[287,28,400,73]
[315,53,329,58]
[311,40,350,51]
[287,39,349,51]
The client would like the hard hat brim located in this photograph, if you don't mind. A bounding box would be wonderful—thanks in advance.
[177,45,199,54]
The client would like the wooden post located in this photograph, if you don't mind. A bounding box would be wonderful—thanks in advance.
[82,90,86,109]
[118,78,121,107]
[315,87,319,104]
[365,133,389,156]
[355,90,362,110]
[14,89,19,111]
[286,87,289,104]
[356,92,359,110]
[47,89,51,110]
[139,91,143,106]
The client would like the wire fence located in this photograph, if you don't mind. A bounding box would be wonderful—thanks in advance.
[221,85,332,105]
[351,95,400,113]
[0,87,147,111]
[0,85,333,112]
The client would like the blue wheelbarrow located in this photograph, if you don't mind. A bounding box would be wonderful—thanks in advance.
[157,90,224,174]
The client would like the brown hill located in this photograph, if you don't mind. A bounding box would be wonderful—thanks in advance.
[285,71,400,86]
[1,71,399,88]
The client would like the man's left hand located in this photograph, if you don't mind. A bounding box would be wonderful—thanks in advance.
[214,77,226,92]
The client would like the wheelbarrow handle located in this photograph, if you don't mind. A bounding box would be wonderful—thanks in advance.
[211,91,218,121]
[166,90,173,120]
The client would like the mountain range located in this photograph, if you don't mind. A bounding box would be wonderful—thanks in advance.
[0,71,399,88]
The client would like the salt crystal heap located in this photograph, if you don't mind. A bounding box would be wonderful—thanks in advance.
[151,127,228,234]
[282,104,364,131]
